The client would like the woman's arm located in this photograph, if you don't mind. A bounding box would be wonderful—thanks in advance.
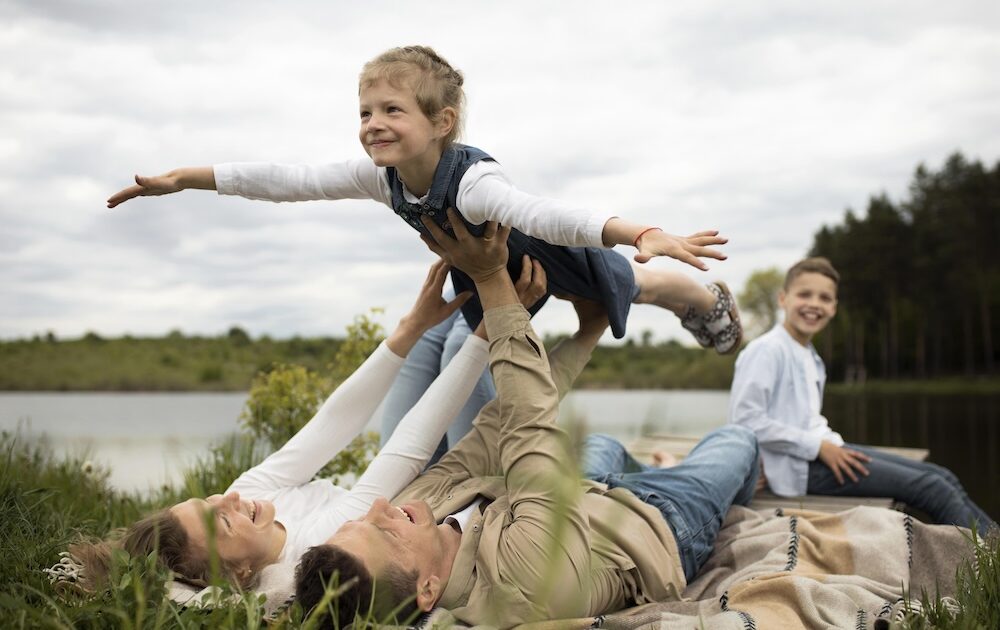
[326,245,548,520]
[228,261,470,495]
[329,333,490,520]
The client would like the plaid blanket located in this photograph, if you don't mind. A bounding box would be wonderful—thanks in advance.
[424,506,973,629]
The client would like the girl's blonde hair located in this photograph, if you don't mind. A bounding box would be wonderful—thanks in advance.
[360,45,466,147]
[69,508,249,592]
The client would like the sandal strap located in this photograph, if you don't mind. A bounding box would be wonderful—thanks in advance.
[680,304,702,332]
[703,283,734,325]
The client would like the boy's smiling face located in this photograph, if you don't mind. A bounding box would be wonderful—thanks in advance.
[779,271,838,345]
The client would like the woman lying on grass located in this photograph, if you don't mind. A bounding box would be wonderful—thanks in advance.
[70,251,546,592]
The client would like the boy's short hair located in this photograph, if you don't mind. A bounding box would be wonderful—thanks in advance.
[784,257,840,290]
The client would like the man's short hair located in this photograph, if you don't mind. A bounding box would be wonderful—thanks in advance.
[295,544,421,629]
[784,257,840,290]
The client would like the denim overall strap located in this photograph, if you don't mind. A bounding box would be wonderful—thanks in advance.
[385,144,636,338]
[385,143,493,235]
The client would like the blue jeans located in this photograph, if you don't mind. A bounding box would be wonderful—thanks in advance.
[583,426,760,581]
[379,296,496,465]
[807,443,995,530]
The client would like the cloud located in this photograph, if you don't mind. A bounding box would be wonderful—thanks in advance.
[2,1,999,342]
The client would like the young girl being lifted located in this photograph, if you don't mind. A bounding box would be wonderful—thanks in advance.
[108,46,742,457]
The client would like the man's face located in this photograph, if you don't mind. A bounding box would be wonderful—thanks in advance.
[171,491,283,576]
[326,497,447,587]
[779,271,838,345]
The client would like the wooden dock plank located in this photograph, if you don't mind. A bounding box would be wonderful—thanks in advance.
[626,433,927,514]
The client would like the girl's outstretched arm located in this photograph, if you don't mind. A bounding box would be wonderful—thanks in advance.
[458,161,729,271]
[601,218,728,271]
[106,167,216,208]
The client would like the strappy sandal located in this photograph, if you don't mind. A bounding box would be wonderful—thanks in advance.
[681,304,713,349]
[702,282,743,355]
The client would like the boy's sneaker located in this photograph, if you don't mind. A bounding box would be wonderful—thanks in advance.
[702,282,743,355]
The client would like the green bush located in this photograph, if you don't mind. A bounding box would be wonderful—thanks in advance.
[239,309,385,484]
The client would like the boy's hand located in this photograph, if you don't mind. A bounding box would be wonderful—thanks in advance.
[635,229,728,271]
[817,441,872,485]
[401,260,472,333]
[419,209,511,282]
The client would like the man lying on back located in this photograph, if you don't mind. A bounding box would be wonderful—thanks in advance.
[295,210,761,628]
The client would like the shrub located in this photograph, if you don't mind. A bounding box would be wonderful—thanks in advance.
[239,309,385,484]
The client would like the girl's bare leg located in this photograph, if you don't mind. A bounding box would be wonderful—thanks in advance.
[629,261,716,315]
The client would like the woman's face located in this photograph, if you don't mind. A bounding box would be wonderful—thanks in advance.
[170,491,285,579]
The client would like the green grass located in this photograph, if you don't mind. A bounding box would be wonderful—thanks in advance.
[7,331,1000,393]
[894,527,1000,629]
[1,430,996,629]
[0,332,744,391]
[0,333,346,391]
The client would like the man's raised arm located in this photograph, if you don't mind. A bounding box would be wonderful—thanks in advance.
[420,210,591,622]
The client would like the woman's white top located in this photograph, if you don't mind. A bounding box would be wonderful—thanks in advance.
[226,335,489,564]
[214,159,614,249]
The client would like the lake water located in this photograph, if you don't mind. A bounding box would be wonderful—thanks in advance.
[1,390,996,520]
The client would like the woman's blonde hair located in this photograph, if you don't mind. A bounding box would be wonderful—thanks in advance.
[69,508,249,592]
[360,45,466,147]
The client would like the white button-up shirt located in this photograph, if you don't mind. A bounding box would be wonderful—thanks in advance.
[728,325,844,496]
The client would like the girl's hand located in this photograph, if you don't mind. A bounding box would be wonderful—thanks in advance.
[107,173,183,208]
[106,167,215,208]
[635,229,728,271]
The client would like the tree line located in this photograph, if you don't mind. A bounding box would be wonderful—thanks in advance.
[809,152,999,382]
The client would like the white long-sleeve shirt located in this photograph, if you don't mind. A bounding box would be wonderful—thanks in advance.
[214,158,614,249]
[226,335,489,564]
[727,325,844,496]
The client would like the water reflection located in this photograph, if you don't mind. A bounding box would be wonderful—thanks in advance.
[824,392,1000,522]
[1,390,996,520]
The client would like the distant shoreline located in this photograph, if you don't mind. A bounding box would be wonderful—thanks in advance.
[2,333,997,393]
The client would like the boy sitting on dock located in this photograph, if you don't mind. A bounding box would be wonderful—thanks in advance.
[728,257,994,529]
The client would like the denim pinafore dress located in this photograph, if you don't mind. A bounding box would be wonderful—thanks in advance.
[386,144,636,338]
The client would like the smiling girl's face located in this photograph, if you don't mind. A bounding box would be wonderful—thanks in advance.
[358,76,455,194]
[170,490,286,580]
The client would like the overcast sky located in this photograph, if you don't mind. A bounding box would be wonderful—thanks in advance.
[2,1,999,344]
